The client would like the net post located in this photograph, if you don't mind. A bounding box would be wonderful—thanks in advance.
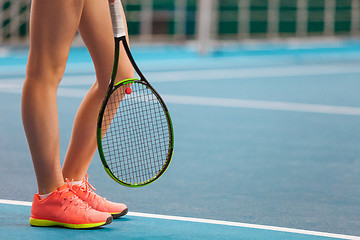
[2,0,12,43]
[267,0,280,38]
[196,0,216,55]
[351,0,360,36]
[20,1,31,44]
[238,0,250,39]
[0,1,4,43]
[296,0,308,37]
[324,0,336,36]
[10,1,19,41]
[140,0,153,41]
[174,0,187,41]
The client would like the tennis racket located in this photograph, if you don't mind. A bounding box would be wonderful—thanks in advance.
[97,0,174,187]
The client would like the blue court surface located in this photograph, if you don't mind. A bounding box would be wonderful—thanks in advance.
[1,39,360,239]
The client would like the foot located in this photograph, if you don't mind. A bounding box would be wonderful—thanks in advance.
[30,181,113,229]
[72,174,128,219]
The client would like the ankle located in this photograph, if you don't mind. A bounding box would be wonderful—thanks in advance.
[39,192,53,200]
[38,182,67,196]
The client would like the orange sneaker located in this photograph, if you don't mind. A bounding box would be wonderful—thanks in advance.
[72,174,128,219]
[29,181,113,229]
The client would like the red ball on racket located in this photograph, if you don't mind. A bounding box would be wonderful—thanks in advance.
[125,87,132,94]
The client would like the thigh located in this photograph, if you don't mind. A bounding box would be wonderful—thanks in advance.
[27,0,85,80]
[78,0,134,89]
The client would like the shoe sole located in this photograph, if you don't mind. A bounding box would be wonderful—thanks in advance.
[111,208,128,219]
[29,216,113,229]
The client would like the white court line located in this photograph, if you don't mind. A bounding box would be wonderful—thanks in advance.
[162,95,360,116]
[0,199,359,240]
[1,63,360,83]
[145,64,360,82]
[54,89,360,116]
[0,199,32,206]
[1,85,360,116]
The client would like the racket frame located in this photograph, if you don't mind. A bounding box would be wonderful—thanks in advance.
[97,33,174,187]
[97,77,174,187]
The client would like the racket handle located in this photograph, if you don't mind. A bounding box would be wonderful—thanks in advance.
[109,0,126,38]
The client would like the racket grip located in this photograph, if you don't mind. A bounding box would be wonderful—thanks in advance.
[109,0,126,38]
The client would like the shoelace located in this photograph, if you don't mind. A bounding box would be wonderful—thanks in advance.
[59,179,91,212]
[76,174,107,209]
[79,174,97,193]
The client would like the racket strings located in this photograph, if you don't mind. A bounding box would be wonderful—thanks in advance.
[101,82,171,185]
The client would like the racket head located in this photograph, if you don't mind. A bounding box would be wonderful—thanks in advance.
[97,78,174,187]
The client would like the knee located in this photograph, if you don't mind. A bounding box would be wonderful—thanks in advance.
[26,54,66,88]
[25,57,66,89]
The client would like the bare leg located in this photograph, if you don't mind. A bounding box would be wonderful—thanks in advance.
[62,0,134,181]
[21,0,85,195]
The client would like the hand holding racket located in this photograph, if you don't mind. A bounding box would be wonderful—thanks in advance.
[97,0,174,187]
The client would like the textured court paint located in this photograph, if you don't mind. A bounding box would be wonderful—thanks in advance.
[144,64,360,83]
[1,201,358,240]
[2,83,360,116]
[1,43,360,237]
[50,89,360,116]
[2,63,360,83]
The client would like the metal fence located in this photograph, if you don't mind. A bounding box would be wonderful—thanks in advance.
[1,0,359,51]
